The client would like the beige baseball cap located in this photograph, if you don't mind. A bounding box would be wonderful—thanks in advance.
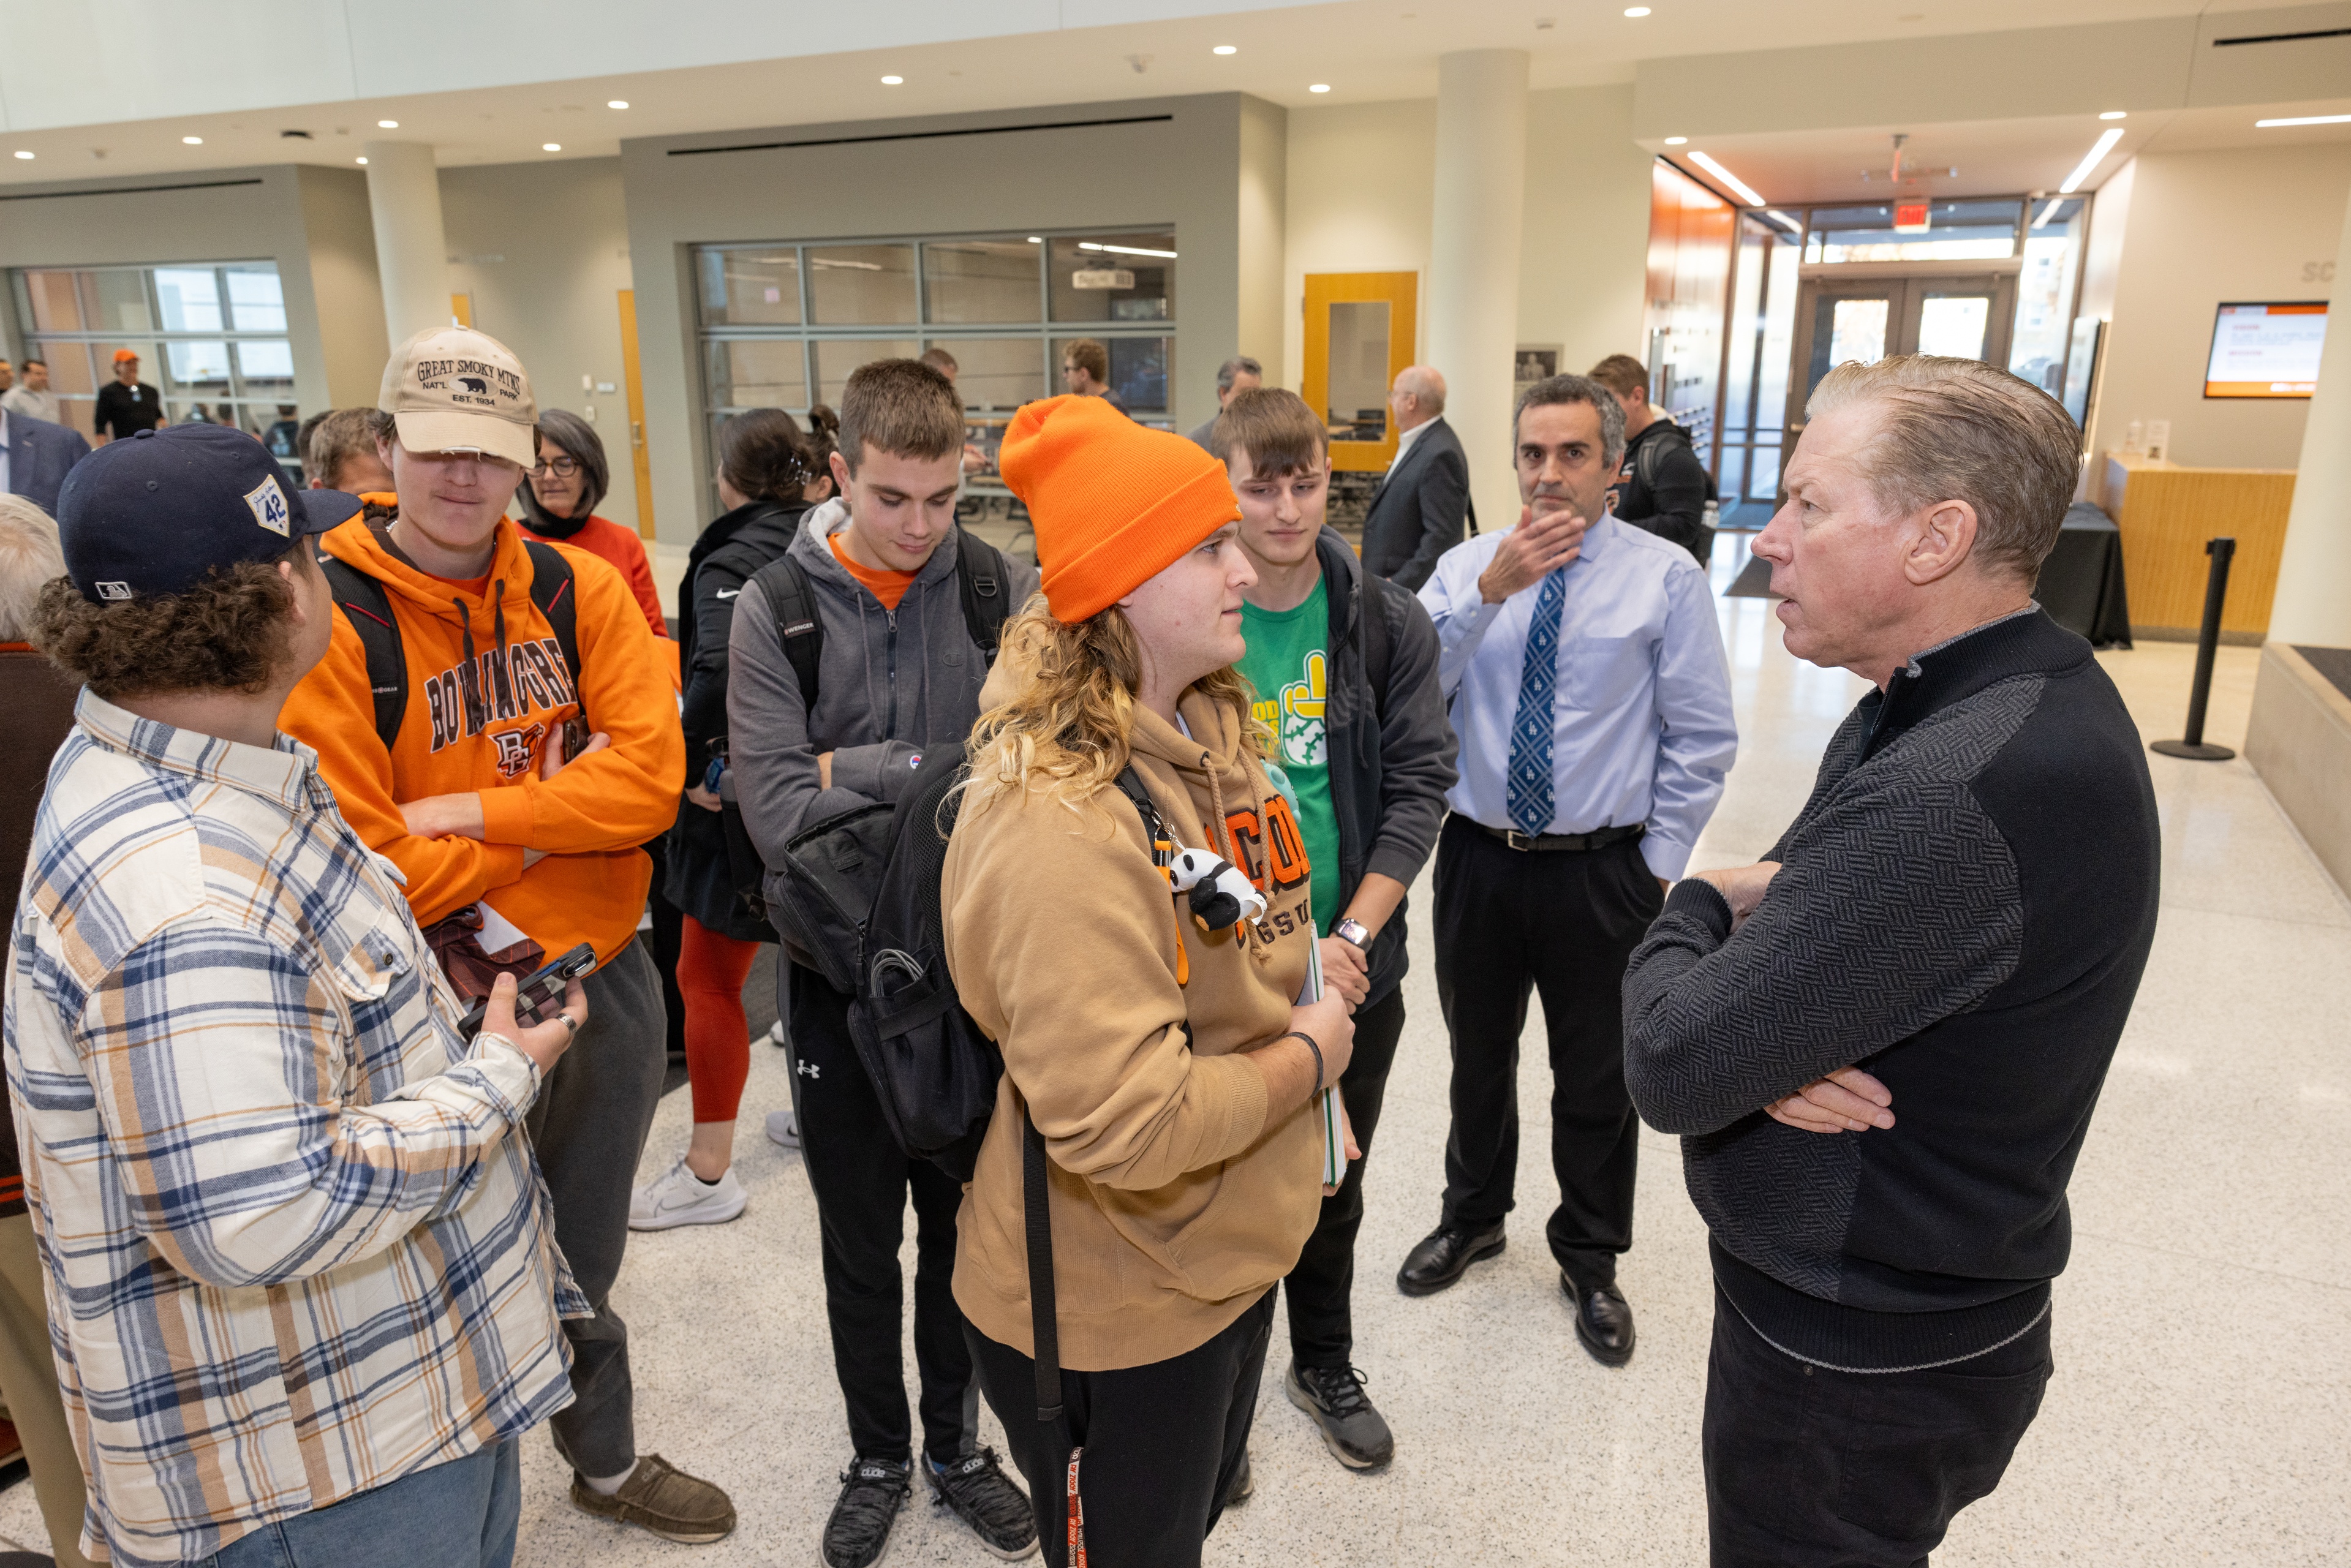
[377,326,538,469]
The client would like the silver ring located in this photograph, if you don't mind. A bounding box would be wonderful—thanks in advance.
[556,1012,579,1036]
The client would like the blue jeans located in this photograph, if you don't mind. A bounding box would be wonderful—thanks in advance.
[195,1441,520,1568]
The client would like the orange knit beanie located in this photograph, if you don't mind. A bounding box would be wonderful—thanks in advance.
[998,394,1242,624]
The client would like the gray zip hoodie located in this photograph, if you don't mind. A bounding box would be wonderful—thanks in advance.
[725,498,1041,897]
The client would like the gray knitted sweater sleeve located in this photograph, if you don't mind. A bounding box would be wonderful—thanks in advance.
[1623,726,2027,1137]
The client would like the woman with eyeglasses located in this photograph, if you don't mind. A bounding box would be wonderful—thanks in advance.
[518,408,668,637]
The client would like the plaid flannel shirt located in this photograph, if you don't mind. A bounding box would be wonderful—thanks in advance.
[4,692,586,1567]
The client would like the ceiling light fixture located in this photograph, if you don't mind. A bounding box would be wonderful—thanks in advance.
[1624,5,1652,14]
[607,99,630,109]
[355,156,368,165]
[377,119,399,129]
[1079,241,1179,258]
[2098,110,2126,120]
[1027,236,1044,243]
[542,142,562,152]
[2058,126,2124,192]
[11,150,31,160]
[1308,83,1332,92]
[1664,136,1688,145]
[182,135,203,145]
[1213,44,1237,55]
[880,75,904,85]
[2256,113,2351,127]
[2031,198,2065,228]
[1688,149,1765,205]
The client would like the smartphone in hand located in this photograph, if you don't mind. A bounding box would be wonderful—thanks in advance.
[458,943,597,1042]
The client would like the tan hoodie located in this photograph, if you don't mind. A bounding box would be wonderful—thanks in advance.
[940,688,1323,1371]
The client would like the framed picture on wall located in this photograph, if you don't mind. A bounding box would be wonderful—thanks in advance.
[1515,345,1561,399]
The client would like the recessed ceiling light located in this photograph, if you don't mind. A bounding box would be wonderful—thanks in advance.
[2099,110,2126,121]
[2257,113,2351,128]
[355,156,368,165]
[1624,5,1651,14]
[608,100,630,109]
[377,119,398,129]
[2058,126,2124,192]
[1688,149,1766,205]
[182,135,203,145]
[542,142,562,152]
[1309,83,1332,93]
[1664,136,1688,145]
[1026,236,1043,243]
[881,75,904,85]
[11,150,31,160]
[1213,44,1237,54]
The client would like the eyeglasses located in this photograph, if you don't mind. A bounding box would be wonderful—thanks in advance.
[531,456,582,480]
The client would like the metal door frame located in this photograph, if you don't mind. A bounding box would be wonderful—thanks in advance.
[1785,267,2020,447]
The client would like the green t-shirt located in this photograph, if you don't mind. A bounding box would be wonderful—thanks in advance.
[1239,578,1343,937]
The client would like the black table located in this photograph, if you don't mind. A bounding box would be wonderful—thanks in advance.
[2038,502,2133,648]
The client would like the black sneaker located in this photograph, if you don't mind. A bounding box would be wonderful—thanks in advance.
[1286,1360,1397,1468]
[927,1448,1039,1561]
[823,1456,910,1568]
[1221,1450,1254,1509]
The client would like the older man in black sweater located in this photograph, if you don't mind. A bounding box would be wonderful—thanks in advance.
[1623,355,2159,1568]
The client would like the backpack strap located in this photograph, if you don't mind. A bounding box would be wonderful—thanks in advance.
[749,554,823,715]
[1111,765,1174,871]
[1022,1113,1062,1424]
[317,553,407,752]
[522,540,582,698]
[953,528,1013,666]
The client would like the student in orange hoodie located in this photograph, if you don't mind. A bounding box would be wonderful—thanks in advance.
[279,326,733,1548]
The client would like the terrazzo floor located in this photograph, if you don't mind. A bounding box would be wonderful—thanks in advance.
[4,536,2342,1564]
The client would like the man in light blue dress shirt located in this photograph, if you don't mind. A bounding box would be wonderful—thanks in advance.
[1395,374,1736,1368]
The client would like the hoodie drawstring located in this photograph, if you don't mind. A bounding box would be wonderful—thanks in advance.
[453,597,485,735]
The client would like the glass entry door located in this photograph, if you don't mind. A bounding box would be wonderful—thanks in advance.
[1787,271,2015,447]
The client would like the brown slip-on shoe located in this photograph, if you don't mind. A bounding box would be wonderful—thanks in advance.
[570,1452,737,1544]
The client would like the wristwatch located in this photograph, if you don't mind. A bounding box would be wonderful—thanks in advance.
[1334,917,1370,950]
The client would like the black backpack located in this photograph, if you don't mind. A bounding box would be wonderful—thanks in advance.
[317,537,583,751]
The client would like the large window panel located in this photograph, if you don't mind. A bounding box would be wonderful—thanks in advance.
[701,249,802,326]
[234,339,297,402]
[816,339,919,406]
[1048,233,1176,324]
[923,239,1043,324]
[808,245,917,325]
[154,268,224,332]
[929,337,1046,411]
[224,265,287,333]
[1056,335,1171,415]
[708,339,809,410]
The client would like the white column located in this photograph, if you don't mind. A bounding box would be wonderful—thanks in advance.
[363,141,453,352]
[1428,49,1530,536]
[2267,178,2351,647]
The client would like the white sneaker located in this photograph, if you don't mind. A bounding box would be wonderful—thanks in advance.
[764,1108,802,1152]
[764,1020,787,1047]
[628,1155,748,1231]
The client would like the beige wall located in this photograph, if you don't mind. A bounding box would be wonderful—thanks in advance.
[1236,94,1289,390]
[295,165,390,409]
[1281,98,1438,391]
[441,157,641,532]
[2091,143,2349,472]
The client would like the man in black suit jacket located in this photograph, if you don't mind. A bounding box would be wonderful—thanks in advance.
[1,406,91,519]
[1358,366,1473,590]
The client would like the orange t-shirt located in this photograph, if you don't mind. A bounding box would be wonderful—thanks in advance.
[829,533,919,612]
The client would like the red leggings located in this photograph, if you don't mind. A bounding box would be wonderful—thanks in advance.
[677,914,761,1123]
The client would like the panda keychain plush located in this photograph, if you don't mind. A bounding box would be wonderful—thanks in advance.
[1166,846,1266,932]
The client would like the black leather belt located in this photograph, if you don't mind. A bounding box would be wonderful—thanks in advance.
[1471,821,1645,853]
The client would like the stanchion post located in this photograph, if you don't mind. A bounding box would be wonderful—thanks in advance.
[2152,535,2236,761]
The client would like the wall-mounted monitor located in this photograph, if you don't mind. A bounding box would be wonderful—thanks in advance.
[2204,301,2326,398]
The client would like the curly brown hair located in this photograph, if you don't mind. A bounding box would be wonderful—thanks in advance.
[31,545,309,699]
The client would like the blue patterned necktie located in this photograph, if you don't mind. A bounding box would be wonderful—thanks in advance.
[1506,568,1568,836]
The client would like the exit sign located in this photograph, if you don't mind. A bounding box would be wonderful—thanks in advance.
[1893,202,1931,233]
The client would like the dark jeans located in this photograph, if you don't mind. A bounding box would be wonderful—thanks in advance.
[1281,985,1408,1368]
[1704,1285,2054,1567]
[200,1442,519,1568]
[788,960,976,1466]
[1432,817,1662,1287]
[524,935,666,1480]
[643,835,689,1061]
[967,1289,1273,1568]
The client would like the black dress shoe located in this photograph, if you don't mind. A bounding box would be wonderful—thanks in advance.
[1396,1220,1506,1297]
[1561,1272,1636,1367]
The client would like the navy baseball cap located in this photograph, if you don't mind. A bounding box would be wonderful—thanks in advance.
[56,423,363,603]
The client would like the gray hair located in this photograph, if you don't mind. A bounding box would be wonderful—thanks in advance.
[516,408,611,526]
[1215,356,1263,394]
[1806,355,2080,581]
[1514,374,1625,467]
[0,495,66,643]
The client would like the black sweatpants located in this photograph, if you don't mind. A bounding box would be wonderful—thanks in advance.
[1703,1284,2054,1566]
[1280,985,1408,1369]
[787,960,976,1466]
[524,936,667,1479]
[1432,816,1662,1288]
[967,1289,1274,1568]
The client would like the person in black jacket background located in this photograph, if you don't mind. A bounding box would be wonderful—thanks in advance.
[1356,366,1473,591]
[633,409,819,1232]
[1590,354,1712,565]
